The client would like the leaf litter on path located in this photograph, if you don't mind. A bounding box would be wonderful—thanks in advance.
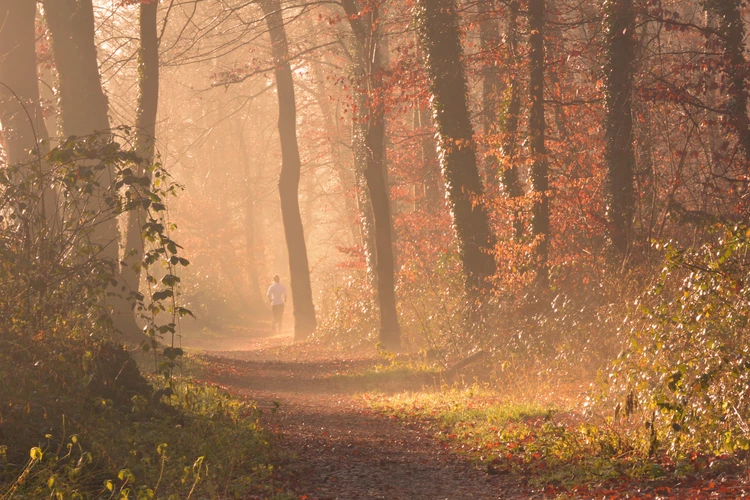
[192,337,535,499]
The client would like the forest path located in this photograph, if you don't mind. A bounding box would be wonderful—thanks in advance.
[191,334,533,500]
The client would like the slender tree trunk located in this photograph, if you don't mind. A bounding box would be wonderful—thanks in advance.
[122,0,160,314]
[261,0,317,340]
[363,75,401,350]
[343,0,401,350]
[704,0,750,165]
[478,0,502,188]
[501,1,524,240]
[528,0,549,286]
[603,0,636,256]
[379,32,400,274]
[0,0,55,225]
[416,0,497,296]
[352,110,378,287]
[0,0,49,166]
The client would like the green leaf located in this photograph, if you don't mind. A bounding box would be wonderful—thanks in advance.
[163,347,184,361]
[161,274,180,287]
[177,307,195,318]
[152,290,173,301]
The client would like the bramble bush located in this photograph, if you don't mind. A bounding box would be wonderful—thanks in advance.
[0,132,286,499]
[608,223,750,457]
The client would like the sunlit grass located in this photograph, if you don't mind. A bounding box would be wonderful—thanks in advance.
[325,363,441,393]
[368,385,663,493]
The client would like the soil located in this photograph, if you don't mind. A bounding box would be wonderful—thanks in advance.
[192,333,535,500]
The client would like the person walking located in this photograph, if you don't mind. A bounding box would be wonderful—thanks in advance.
[267,275,287,334]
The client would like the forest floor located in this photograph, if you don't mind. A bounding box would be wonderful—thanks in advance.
[181,330,750,499]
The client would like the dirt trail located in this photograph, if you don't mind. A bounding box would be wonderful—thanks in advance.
[193,335,532,500]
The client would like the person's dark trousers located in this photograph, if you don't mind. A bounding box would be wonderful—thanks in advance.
[272,304,284,332]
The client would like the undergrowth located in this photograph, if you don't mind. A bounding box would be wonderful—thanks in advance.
[1,376,290,499]
[324,346,442,392]
[367,224,750,494]
[370,384,745,496]
[0,134,289,499]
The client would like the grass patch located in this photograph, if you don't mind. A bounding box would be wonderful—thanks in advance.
[324,350,442,393]
[326,364,441,392]
[369,385,681,495]
[1,366,292,499]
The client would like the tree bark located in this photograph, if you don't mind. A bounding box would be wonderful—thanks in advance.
[416,0,497,296]
[528,0,549,287]
[0,0,55,224]
[603,0,636,256]
[343,0,401,350]
[0,0,49,166]
[261,0,317,340]
[704,0,750,165]
[45,0,142,340]
[352,115,379,290]
[501,1,525,240]
[122,0,160,311]
[478,0,502,189]
[44,0,109,137]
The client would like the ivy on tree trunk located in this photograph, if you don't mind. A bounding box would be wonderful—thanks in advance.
[122,0,160,317]
[343,0,401,351]
[415,0,497,298]
[501,1,525,241]
[528,0,549,287]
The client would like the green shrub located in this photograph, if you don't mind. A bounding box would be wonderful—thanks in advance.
[609,224,750,456]
[0,133,287,498]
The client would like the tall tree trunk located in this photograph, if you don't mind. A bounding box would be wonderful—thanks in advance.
[45,0,141,340]
[362,77,401,350]
[528,0,549,286]
[261,0,317,340]
[44,0,109,136]
[353,113,379,289]
[122,0,160,311]
[603,0,636,256]
[416,0,497,296]
[478,0,502,189]
[0,0,55,223]
[704,0,750,165]
[0,0,49,165]
[501,1,524,240]
[343,0,401,350]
